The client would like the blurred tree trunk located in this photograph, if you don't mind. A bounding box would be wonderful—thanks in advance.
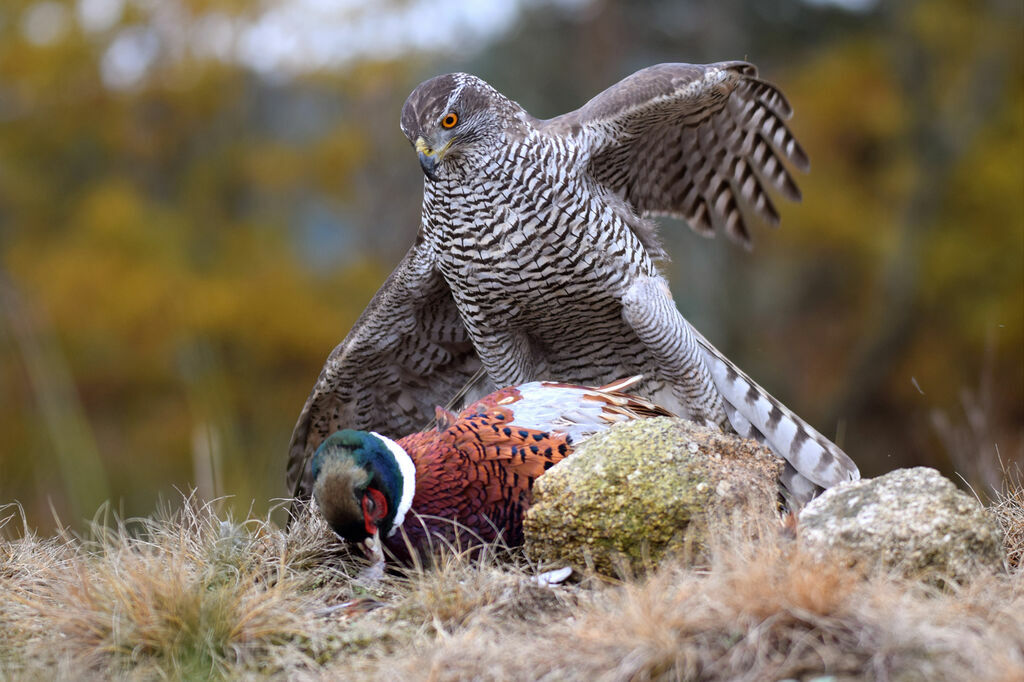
[826,1,1013,427]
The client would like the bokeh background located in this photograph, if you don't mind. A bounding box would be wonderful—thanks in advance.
[1,0,1021,533]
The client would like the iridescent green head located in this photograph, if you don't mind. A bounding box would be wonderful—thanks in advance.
[311,429,415,543]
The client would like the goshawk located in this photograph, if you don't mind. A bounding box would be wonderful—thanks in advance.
[286,62,859,507]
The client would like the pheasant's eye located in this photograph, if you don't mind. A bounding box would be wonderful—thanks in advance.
[361,488,388,536]
[441,112,458,129]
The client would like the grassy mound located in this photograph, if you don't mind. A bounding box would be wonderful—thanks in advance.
[1,484,1021,680]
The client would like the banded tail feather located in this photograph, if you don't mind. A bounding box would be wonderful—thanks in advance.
[692,328,859,504]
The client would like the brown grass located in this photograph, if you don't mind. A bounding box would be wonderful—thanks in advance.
[989,466,1024,569]
[0,496,365,679]
[395,520,1024,682]
[1,487,1022,681]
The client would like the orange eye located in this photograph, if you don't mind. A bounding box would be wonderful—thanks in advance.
[441,112,458,128]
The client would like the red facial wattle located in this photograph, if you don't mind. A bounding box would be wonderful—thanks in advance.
[361,488,389,536]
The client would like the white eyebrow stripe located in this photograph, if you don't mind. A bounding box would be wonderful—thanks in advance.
[441,78,467,120]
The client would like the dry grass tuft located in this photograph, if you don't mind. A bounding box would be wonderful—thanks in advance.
[1,504,80,670]
[0,496,366,679]
[392,548,575,632]
[2,485,1023,681]
[989,465,1024,569]
[390,509,1024,682]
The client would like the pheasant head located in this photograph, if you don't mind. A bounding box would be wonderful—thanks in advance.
[311,430,417,549]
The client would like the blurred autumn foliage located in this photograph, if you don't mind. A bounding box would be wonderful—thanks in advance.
[0,0,1020,532]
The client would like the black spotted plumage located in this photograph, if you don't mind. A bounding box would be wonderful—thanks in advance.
[287,62,859,509]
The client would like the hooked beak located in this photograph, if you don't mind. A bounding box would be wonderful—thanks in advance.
[415,136,449,181]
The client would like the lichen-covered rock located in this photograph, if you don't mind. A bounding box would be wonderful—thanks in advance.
[523,417,782,575]
[798,467,1005,584]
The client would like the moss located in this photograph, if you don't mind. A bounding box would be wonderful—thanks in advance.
[524,417,782,575]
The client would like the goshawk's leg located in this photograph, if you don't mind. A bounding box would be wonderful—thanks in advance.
[467,326,540,389]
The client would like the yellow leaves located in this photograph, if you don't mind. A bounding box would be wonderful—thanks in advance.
[8,182,184,358]
[75,180,174,252]
[307,124,373,199]
[907,0,1014,71]
[919,81,1024,354]
[184,239,380,364]
[778,39,912,255]
[240,143,306,193]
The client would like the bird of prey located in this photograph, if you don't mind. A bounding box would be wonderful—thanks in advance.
[310,377,671,561]
[287,61,859,511]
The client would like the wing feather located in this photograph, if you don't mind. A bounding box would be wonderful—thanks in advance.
[285,241,488,503]
[539,61,808,246]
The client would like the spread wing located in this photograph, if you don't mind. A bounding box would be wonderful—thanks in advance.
[285,241,488,503]
[540,61,809,246]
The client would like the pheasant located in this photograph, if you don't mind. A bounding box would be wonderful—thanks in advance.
[310,377,671,561]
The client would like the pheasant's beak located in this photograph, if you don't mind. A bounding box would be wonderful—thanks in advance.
[363,528,385,565]
[415,136,450,181]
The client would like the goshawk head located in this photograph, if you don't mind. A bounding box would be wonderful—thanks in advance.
[400,73,522,181]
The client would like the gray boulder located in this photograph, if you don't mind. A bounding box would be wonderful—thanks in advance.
[799,467,1005,583]
[523,417,782,575]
